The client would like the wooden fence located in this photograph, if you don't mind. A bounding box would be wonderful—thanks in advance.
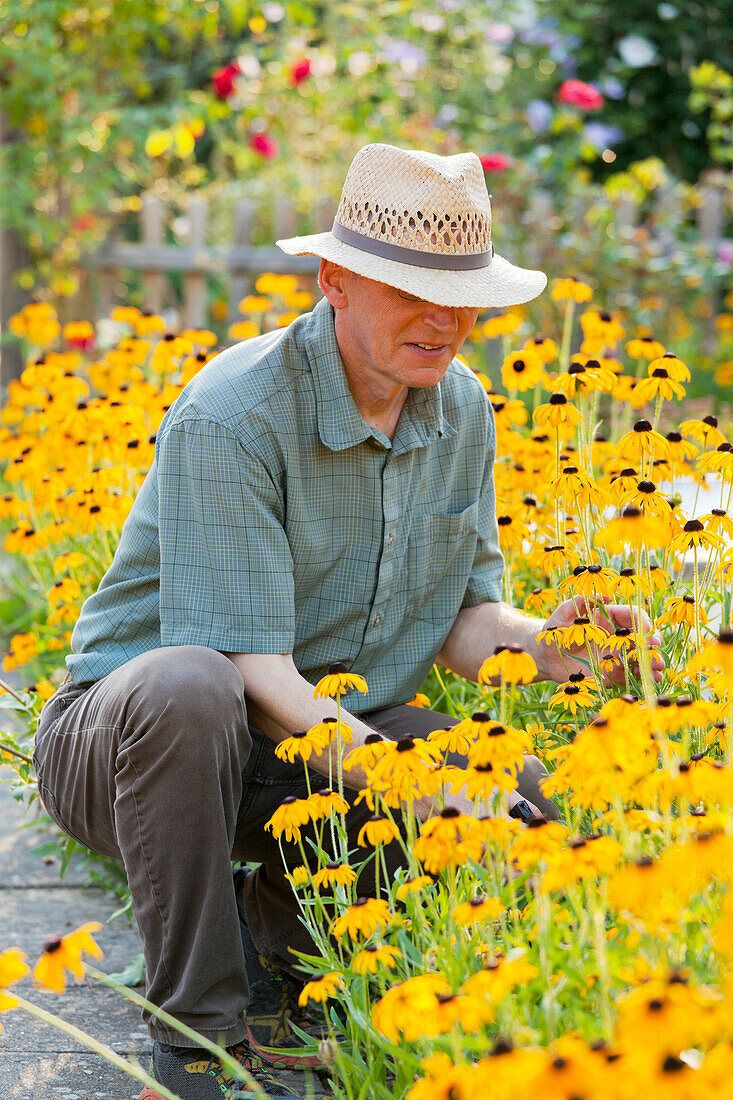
[86,194,338,330]
[1,173,730,388]
[83,177,731,331]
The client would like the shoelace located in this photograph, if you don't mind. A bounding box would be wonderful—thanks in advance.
[227,1038,275,1073]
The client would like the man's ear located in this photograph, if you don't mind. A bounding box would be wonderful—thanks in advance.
[318,259,351,310]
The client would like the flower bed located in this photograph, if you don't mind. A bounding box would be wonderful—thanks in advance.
[1,277,732,1098]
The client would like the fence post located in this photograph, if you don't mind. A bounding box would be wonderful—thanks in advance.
[183,195,208,329]
[274,196,298,242]
[525,190,554,270]
[141,193,165,317]
[228,199,255,323]
[697,177,726,356]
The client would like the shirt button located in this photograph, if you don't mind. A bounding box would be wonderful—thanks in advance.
[373,614,382,626]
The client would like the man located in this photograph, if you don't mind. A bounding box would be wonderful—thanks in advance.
[33,144,659,1100]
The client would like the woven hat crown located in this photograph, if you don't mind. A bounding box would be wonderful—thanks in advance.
[335,143,492,258]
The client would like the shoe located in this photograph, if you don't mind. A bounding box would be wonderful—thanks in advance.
[139,1039,303,1099]
[234,868,328,1069]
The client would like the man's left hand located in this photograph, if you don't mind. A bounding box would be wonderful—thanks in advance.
[538,597,664,686]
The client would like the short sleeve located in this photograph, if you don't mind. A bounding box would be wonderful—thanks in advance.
[157,418,295,652]
[461,404,504,607]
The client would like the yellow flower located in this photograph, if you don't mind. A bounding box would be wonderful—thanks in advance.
[617,419,672,461]
[539,617,608,650]
[332,897,393,940]
[312,862,357,890]
[0,948,30,1014]
[352,944,402,975]
[501,350,544,392]
[395,876,434,900]
[453,895,503,926]
[626,336,665,360]
[285,865,310,888]
[656,595,706,630]
[33,924,103,993]
[239,295,271,313]
[229,320,259,341]
[372,973,451,1043]
[533,394,580,430]
[686,629,733,678]
[313,663,368,699]
[595,507,669,552]
[180,328,218,347]
[343,734,392,772]
[482,312,523,337]
[306,787,350,820]
[548,679,600,714]
[478,645,538,684]
[648,352,690,382]
[522,334,558,364]
[357,815,400,847]
[31,680,56,702]
[264,796,314,843]
[297,972,344,1007]
[667,518,726,557]
[633,368,686,404]
[274,728,326,763]
[467,723,532,785]
[579,308,625,346]
[407,692,431,708]
[53,551,86,573]
[145,129,172,157]
[551,278,593,303]
[461,954,539,1002]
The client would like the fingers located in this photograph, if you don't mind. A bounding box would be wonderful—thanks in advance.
[606,603,659,639]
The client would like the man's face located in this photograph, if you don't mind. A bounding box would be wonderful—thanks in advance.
[325,266,480,392]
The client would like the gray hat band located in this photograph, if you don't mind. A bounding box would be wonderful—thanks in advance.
[331,220,494,271]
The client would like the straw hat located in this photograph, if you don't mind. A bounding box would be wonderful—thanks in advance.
[276,143,547,309]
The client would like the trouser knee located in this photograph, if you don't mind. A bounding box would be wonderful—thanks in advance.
[121,646,252,763]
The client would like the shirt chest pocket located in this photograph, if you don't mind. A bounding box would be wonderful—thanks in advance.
[404,500,480,619]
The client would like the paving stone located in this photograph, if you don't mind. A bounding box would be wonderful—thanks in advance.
[0,886,143,975]
[0,1052,149,1100]
[0,780,88,888]
[1,1053,327,1099]
[0,984,150,1054]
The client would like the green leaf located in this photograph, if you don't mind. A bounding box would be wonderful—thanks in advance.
[107,951,146,987]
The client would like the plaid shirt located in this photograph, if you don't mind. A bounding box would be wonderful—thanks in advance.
[68,298,503,711]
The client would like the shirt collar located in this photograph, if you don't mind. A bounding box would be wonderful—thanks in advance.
[301,297,454,454]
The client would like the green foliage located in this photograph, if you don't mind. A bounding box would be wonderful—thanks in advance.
[550,0,733,182]
[0,0,232,297]
[689,61,733,166]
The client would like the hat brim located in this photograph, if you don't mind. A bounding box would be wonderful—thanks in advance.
[276,231,547,309]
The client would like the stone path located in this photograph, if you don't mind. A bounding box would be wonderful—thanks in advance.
[0,782,327,1099]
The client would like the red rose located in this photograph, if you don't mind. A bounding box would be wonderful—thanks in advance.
[479,153,513,172]
[249,132,279,159]
[557,79,604,111]
[290,58,312,86]
[212,63,240,100]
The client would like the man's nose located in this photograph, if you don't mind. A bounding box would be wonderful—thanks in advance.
[422,304,461,332]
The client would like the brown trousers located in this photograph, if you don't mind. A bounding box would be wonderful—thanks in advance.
[33,646,559,1045]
